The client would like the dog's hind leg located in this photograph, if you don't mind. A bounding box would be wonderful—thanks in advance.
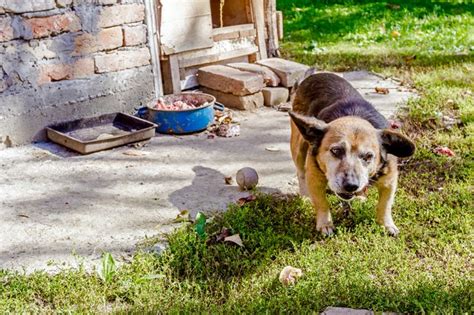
[297,171,309,197]
[375,161,399,236]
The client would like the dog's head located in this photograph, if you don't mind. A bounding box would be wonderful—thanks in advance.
[289,111,415,200]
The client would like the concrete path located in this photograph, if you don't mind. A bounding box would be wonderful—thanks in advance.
[0,71,416,272]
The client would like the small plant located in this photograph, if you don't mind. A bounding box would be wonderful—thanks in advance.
[98,252,117,283]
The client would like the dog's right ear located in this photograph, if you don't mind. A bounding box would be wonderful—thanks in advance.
[289,111,328,146]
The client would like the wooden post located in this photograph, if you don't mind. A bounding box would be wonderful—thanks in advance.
[144,0,163,97]
[251,0,267,60]
[161,55,181,94]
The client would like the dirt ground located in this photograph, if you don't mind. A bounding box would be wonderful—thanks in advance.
[0,71,415,273]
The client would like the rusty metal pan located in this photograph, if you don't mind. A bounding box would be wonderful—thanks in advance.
[46,113,157,154]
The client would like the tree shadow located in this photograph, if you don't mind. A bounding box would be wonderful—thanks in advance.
[168,165,281,218]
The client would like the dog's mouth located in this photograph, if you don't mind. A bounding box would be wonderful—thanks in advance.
[336,192,355,200]
[335,186,369,201]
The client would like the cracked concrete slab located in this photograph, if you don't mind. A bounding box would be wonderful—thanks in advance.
[0,71,416,272]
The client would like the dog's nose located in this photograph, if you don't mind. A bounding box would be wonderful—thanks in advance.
[343,183,359,192]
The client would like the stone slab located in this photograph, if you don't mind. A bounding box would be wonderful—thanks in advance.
[262,87,289,107]
[197,65,265,96]
[201,87,263,111]
[227,62,280,87]
[256,57,309,87]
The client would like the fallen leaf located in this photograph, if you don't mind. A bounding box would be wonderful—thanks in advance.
[390,30,400,38]
[17,214,30,218]
[122,149,150,156]
[237,194,257,206]
[172,210,190,223]
[265,146,280,152]
[279,266,303,286]
[195,212,207,239]
[375,87,390,94]
[386,3,401,10]
[96,133,115,140]
[224,176,233,185]
[433,146,455,157]
[224,234,244,247]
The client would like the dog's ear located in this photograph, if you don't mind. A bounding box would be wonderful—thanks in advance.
[380,129,415,158]
[289,111,328,146]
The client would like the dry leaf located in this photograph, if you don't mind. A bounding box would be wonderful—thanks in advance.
[433,146,455,157]
[18,214,30,218]
[279,266,303,286]
[122,149,150,156]
[224,176,233,185]
[237,194,257,206]
[375,87,390,94]
[224,234,244,247]
[265,146,280,152]
[172,210,191,223]
[390,30,400,38]
[96,133,115,140]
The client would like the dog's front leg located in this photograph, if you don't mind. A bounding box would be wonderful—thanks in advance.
[306,158,333,235]
[375,166,399,236]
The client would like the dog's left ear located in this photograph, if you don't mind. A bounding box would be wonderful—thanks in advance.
[289,111,328,147]
[379,129,416,158]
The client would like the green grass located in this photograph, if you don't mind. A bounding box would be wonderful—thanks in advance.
[1,0,473,313]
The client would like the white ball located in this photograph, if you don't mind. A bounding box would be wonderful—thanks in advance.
[236,167,259,190]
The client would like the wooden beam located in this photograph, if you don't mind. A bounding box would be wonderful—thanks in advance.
[251,0,267,60]
[144,0,163,97]
[161,55,181,94]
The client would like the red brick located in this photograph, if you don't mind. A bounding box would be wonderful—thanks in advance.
[23,12,81,39]
[201,87,264,111]
[73,26,122,56]
[123,24,147,46]
[37,58,94,85]
[98,4,145,28]
[94,48,150,73]
[0,16,14,42]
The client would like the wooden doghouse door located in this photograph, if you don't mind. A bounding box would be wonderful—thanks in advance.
[159,0,214,54]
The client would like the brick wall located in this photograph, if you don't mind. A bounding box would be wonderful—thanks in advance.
[0,0,155,146]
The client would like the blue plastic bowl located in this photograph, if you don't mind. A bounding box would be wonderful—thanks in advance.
[138,93,221,134]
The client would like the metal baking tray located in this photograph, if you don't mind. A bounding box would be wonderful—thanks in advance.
[46,113,157,154]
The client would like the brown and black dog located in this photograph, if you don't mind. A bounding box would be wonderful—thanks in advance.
[289,73,415,236]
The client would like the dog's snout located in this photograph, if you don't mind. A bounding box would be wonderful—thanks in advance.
[343,182,359,192]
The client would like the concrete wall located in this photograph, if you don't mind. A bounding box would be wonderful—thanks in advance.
[0,0,155,146]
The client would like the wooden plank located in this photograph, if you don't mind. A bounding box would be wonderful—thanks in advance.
[251,0,267,59]
[144,0,163,97]
[212,23,254,36]
[160,0,213,54]
[276,10,283,40]
[179,46,258,68]
[161,55,181,94]
[160,0,211,21]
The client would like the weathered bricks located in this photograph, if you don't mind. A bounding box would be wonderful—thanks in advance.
[0,16,14,42]
[201,87,264,111]
[94,48,150,73]
[1,0,56,13]
[261,87,289,107]
[123,24,147,46]
[227,62,280,87]
[256,58,309,87]
[73,26,122,55]
[98,4,145,28]
[198,65,265,96]
[23,13,81,39]
[37,58,95,84]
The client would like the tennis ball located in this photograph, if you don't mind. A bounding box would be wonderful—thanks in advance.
[236,167,259,190]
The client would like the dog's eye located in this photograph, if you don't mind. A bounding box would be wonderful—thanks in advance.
[361,152,374,162]
[330,148,345,158]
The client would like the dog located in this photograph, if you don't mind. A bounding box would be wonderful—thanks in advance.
[289,72,415,236]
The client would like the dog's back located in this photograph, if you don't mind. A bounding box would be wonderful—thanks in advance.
[292,73,388,129]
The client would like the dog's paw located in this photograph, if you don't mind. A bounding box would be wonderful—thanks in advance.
[384,224,399,236]
[317,224,334,236]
